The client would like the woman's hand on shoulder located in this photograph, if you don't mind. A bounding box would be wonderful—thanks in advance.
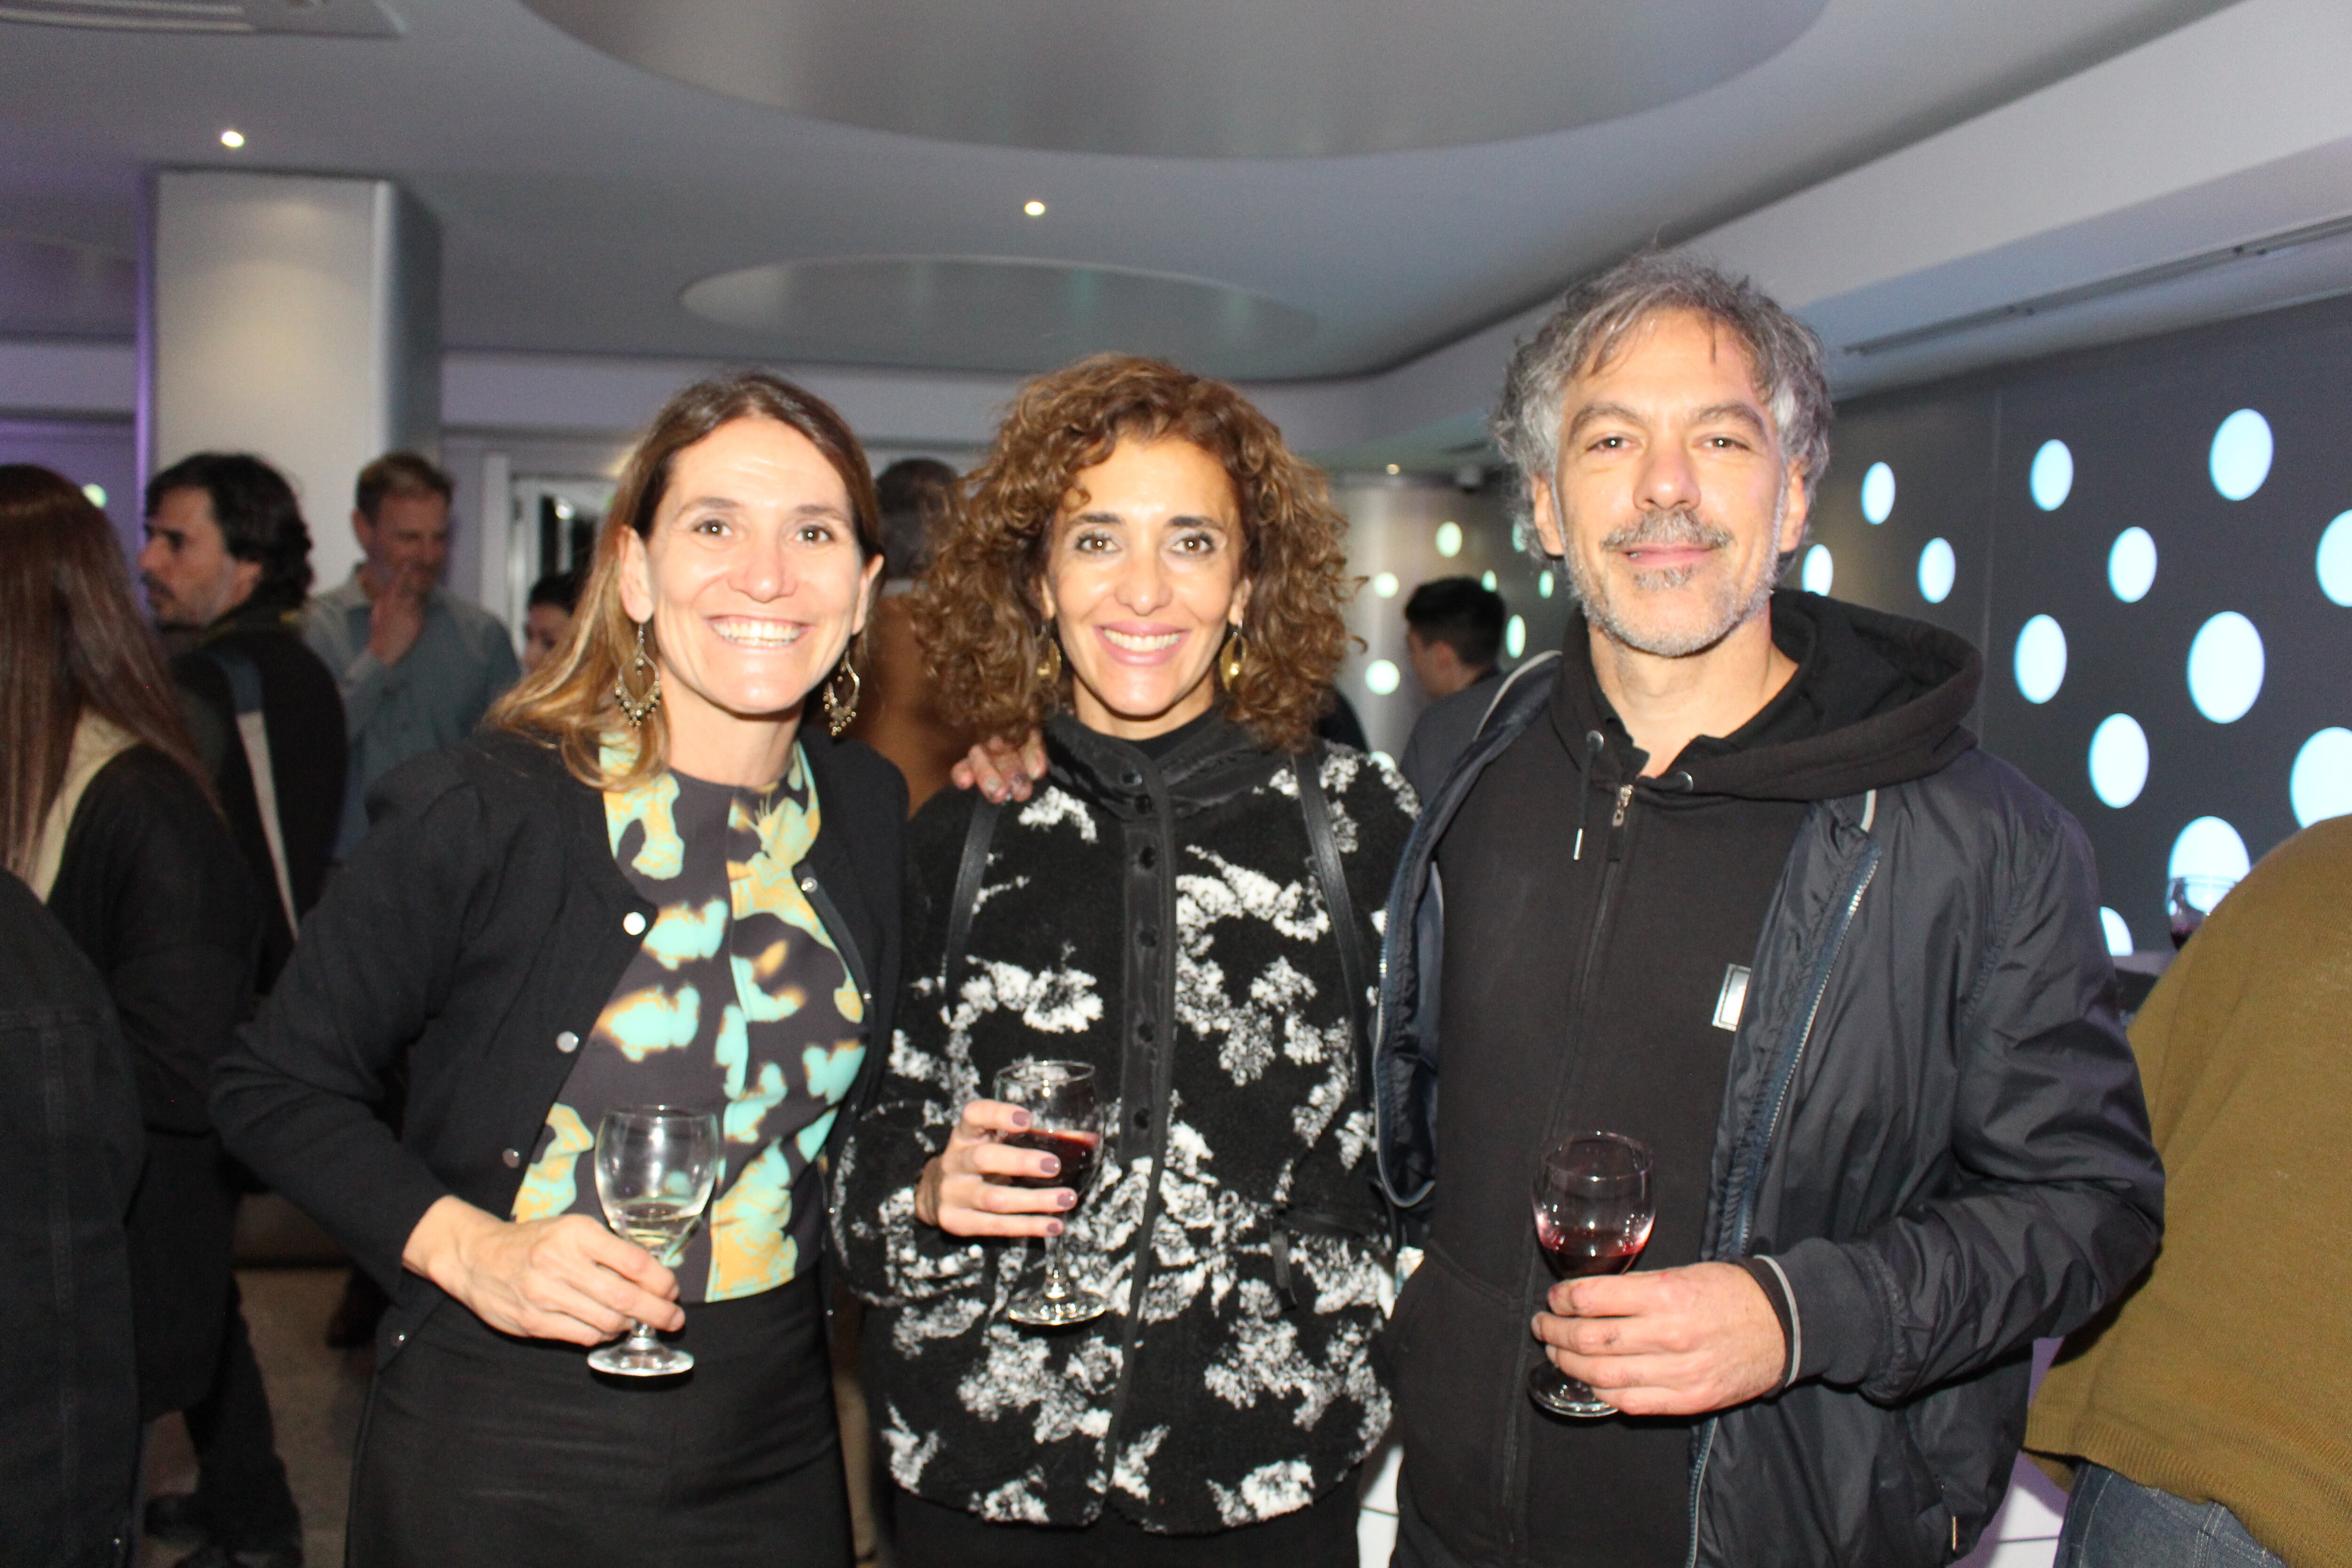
[401,1195,684,1345]
[951,732,1047,804]
[914,1099,1073,1238]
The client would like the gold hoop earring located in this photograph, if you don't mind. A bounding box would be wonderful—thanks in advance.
[615,620,662,726]
[1217,628,1247,690]
[1035,635,1063,688]
[823,660,863,738]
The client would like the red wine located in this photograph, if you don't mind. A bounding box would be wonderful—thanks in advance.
[1535,1213,1651,1278]
[1004,1129,1101,1193]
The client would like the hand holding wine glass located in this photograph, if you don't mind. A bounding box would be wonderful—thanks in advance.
[588,1105,722,1377]
[916,1097,1083,1239]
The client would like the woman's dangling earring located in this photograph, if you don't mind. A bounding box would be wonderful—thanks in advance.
[615,620,662,726]
[1218,627,1247,690]
[1035,635,1063,688]
[823,657,863,738]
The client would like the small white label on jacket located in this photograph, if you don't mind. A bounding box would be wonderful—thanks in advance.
[1713,964,1751,1032]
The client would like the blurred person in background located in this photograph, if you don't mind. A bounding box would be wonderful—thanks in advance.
[836,355,1412,1568]
[1397,575,1506,800]
[845,455,968,811]
[522,566,583,674]
[2028,816,2352,1568]
[142,452,347,991]
[303,451,519,858]
[1,464,302,1568]
[215,373,903,1568]
[0,872,147,1568]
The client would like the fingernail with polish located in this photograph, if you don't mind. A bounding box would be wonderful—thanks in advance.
[1040,1156,1060,1177]
[1009,1109,1032,1129]
[1047,1220,1064,1236]
[1057,1190,1076,1209]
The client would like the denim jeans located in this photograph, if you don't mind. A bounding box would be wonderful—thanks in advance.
[2056,1464,2286,1568]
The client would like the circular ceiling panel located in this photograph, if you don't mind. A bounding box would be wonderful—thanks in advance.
[681,256,1317,376]
[521,0,1828,158]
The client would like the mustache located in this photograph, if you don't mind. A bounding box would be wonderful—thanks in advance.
[1599,508,1735,555]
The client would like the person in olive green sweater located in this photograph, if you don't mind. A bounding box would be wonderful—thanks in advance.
[2028,815,2352,1568]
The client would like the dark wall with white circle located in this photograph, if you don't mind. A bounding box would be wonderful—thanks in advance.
[1808,291,2352,953]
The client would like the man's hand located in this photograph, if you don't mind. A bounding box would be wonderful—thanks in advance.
[366,580,427,666]
[914,1098,1074,1238]
[1532,1261,1785,1416]
[403,1196,682,1345]
[951,732,1047,804]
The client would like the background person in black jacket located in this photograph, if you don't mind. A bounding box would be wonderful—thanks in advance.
[1371,253,2162,1568]
[0,464,302,1567]
[213,372,902,1568]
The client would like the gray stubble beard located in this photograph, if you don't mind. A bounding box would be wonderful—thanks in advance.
[1557,492,1787,659]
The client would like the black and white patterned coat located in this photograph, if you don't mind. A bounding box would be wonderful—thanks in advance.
[833,714,1415,1535]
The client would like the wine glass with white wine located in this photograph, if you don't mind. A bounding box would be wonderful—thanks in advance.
[587,1105,722,1377]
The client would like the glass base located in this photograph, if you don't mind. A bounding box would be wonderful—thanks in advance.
[588,1330,694,1377]
[1007,1283,1109,1327]
[1528,1361,1614,1418]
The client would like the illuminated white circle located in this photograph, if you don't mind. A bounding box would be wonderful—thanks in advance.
[2290,727,2352,826]
[2318,511,2352,607]
[1860,462,1895,524]
[1801,544,1834,595]
[1481,570,1497,591]
[2208,408,2273,501]
[2098,907,2134,957]
[2107,527,2157,603]
[1916,537,1955,604]
[2013,615,2066,704]
[1538,570,1555,599]
[1505,615,1526,659]
[2185,612,2264,723]
[80,482,107,509]
[1372,572,1399,599]
[2029,440,2073,511]
[2087,714,2149,808]
[1434,521,1462,558]
[2169,816,2250,883]
[1364,658,1401,696]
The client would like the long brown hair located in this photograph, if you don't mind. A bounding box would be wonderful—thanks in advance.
[0,464,214,879]
[490,370,883,790]
[917,354,1351,752]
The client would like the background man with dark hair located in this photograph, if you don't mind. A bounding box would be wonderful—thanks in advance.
[143,452,347,984]
[1398,575,1509,799]
[302,450,518,856]
[845,455,968,811]
[1374,251,2161,1568]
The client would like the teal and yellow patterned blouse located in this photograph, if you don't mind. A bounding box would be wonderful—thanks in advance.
[510,740,865,1302]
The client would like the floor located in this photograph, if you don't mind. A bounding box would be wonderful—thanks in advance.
[147,1269,2065,1568]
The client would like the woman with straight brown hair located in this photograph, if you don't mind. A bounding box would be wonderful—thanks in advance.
[0,465,293,1561]
[215,372,906,1568]
[834,356,1414,1567]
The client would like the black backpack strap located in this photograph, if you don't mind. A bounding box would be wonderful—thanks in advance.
[943,796,1001,995]
[1294,748,1370,1082]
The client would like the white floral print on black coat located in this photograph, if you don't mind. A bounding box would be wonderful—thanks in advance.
[833,716,1415,1534]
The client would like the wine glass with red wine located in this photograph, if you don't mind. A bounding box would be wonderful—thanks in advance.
[995,1060,1109,1327]
[2166,876,2236,949]
[1529,1131,1655,1418]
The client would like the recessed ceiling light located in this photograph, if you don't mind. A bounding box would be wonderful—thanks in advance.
[1023,199,1047,217]
[1385,463,1400,475]
[220,128,246,149]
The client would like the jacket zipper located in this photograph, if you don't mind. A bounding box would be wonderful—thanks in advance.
[1505,774,1637,1551]
[1682,835,1882,1568]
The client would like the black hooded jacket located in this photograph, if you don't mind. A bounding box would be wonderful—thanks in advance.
[1373,594,2163,1568]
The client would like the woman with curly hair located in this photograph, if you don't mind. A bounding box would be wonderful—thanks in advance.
[833,354,1414,1568]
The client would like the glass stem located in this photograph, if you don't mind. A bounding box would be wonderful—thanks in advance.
[1040,1230,1073,1299]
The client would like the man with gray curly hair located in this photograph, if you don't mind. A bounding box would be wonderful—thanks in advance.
[1371,250,2161,1567]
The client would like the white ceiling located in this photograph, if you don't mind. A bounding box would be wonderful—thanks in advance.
[0,0,2240,382]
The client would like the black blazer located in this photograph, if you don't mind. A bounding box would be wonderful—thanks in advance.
[212,727,905,1360]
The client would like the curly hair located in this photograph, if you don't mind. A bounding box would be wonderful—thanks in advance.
[917,355,1349,754]
[490,370,881,791]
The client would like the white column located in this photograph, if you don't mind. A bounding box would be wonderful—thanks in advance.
[144,170,440,593]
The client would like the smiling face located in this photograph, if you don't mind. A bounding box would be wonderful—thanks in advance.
[1040,437,1249,741]
[1531,308,1809,659]
[619,416,881,776]
[139,486,260,629]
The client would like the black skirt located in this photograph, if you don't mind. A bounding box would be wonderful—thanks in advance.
[886,1473,1364,1568]
[349,1272,851,1568]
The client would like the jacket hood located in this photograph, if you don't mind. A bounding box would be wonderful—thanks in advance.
[1559,592,1983,803]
